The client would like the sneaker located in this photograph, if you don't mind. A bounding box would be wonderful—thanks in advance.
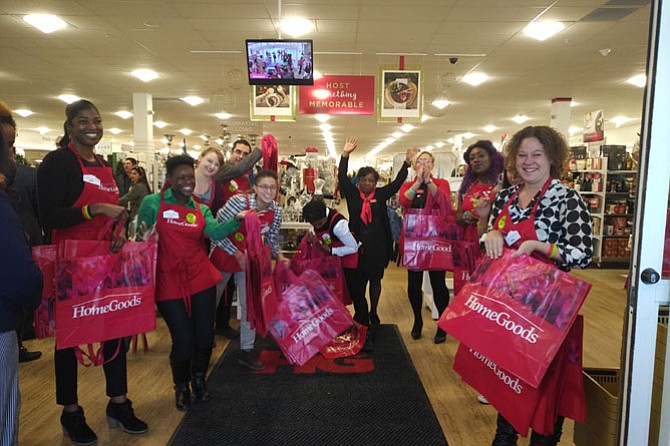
[238,350,264,371]
[61,406,97,445]
[19,346,42,363]
[477,395,490,405]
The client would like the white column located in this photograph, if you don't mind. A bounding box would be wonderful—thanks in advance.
[132,93,158,190]
[549,97,572,141]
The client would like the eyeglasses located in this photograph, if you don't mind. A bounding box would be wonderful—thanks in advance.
[256,184,277,191]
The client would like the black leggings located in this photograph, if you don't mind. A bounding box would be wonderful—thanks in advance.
[55,338,127,406]
[156,287,216,362]
[407,269,449,327]
[344,267,369,326]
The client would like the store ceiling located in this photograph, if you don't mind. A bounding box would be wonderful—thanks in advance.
[0,0,651,162]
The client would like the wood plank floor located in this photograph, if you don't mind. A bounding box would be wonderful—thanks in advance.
[17,265,628,446]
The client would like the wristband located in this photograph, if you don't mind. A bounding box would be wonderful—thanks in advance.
[546,243,558,258]
[463,210,471,221]
[82,205,93,220]
[408,187,417,195]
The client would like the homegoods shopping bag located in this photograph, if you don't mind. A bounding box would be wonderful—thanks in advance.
[55,240,157,350]
[439,249,591,387]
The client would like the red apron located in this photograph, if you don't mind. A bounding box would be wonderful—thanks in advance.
[51,144,119,244]
[462,181,496,243]
[493,178,552,263]
[155,193,222,312]
[210,196,275,273]
[314,211,358,269]
[221,175,250,203]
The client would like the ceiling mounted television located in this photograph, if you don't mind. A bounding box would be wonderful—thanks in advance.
[246,39,314,85]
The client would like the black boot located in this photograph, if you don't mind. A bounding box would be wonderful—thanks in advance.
[106,399,148,434]
[491,413,518,446]
[191,348,213,402]
[529,416,564,446]
[171,360,191,411]
[61,406,97,445]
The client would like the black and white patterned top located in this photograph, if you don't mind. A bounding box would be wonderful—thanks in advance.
[488,179,593,270]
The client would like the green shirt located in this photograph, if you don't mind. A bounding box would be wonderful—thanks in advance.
[137,189,240,240]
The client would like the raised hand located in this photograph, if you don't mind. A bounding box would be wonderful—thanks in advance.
[342,136,358,156]
[405,147,418,164]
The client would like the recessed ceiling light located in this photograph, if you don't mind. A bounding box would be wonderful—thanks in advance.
[569,126,583,135]
[421,115,430,122]
[570,101,578,108]
[58,94,81,104]
[523,22,565,41]
[400,124,415,132]
[610,116,631,127]
[512,115,530,124]
[216,138,224,145]
[314,114,330,123]
[279,18,315,38]
[627,74,646,88]
[215,112,232,120]
[115,111,133,119]
[23,14,67,34]
[392,132,404,139]
[132,69,158,82]
[108,128,122,135]
[319,123,332,132]
[14,109,33,117]
[483,125,498,133]
[462,132,475,139]
[179,128,193,136]
[181,96,204,106]
[462,72,488,86]
[425,145,434,151]
[36,127,49,135]
[431,99,451,109]
[193,145,202,150]
[200,134,209,141]
[313,71,324,80]
[434,141,445,148]
[154,121,168,129]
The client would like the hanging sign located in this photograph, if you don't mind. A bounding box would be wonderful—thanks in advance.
[377,66,423,123]
[583,109,604,142]
[299,75,375,115]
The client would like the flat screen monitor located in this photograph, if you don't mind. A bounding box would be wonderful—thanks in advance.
[246,39,314,85]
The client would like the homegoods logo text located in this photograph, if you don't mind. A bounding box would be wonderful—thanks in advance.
[291,307,335,343]
[72,294,142,319]
[464,293,541,344]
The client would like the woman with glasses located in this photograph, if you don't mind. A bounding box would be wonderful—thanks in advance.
[399,151,453,343]
[213,170,285,371]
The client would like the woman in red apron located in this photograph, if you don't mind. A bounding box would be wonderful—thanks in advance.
[211,170,285,371]
[456,140,505,243]
[136,155,243,412]
[482,126,593,445]
[37,100,147,445]
[301,199,373,350]
[399,150,453,343]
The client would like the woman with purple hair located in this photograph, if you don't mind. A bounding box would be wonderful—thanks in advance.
[455,140,505,243]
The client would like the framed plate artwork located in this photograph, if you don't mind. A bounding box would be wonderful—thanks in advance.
[377,66,423,122]
[250,84,297,121]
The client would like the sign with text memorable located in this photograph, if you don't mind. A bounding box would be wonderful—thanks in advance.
[299,75,374,115]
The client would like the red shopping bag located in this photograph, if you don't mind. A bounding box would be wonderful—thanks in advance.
[439,250,591,387]
[268,264,353,365]
[320,322,367,359]
[453,316,585,437]
[55,240,158,349]
[402,210,463,271]
[291,236,350,305]
[32,245,58,339]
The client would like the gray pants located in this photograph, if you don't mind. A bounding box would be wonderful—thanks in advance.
[0,330,20,446]
[218,271,255,351]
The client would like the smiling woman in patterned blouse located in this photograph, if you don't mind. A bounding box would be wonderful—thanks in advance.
[482,125,593,445]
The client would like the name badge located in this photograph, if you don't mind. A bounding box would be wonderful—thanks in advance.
[83,174,101,186]
[504,230,521,246]
[163,210,179,219]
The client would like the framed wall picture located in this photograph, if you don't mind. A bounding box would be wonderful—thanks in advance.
[250,84,297,121]
[378,66,423,122]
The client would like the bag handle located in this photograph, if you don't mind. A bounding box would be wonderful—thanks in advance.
[73,339,122,367]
